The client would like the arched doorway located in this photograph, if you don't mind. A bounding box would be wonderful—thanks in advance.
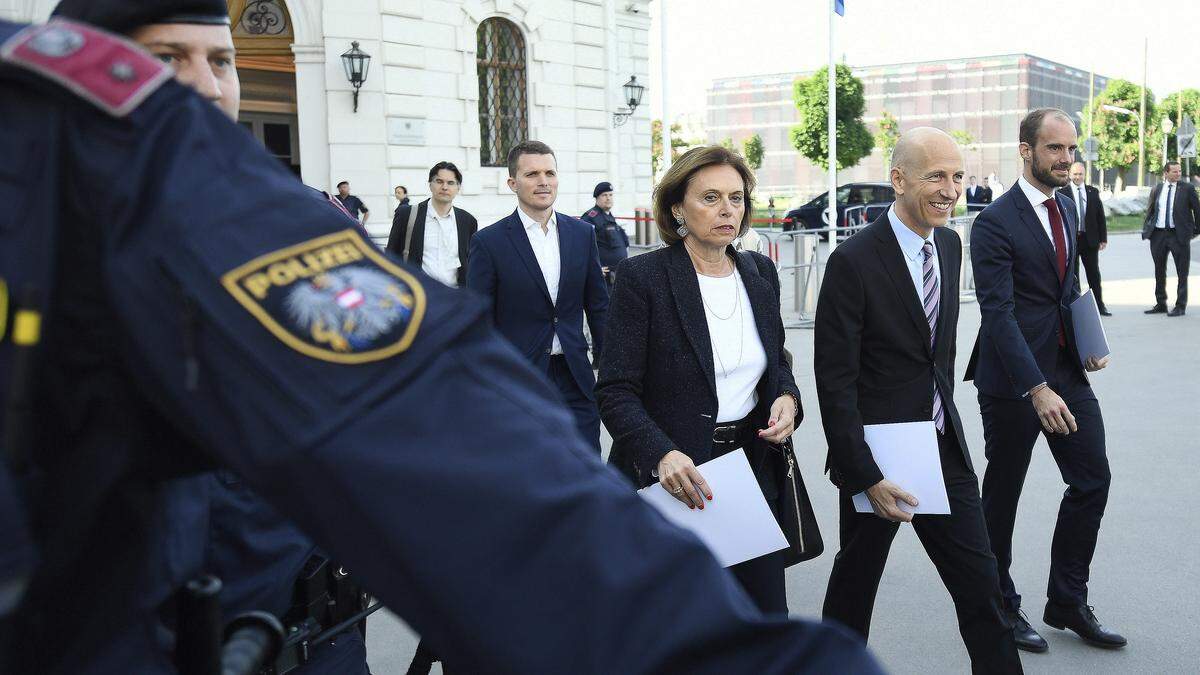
[228,0,301,176]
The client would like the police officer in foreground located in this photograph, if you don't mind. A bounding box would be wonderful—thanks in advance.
[580,181,629,288]
[42,2,370,671]
[0,9,882,675]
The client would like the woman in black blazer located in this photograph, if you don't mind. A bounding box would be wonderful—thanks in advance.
[596,146,802,613]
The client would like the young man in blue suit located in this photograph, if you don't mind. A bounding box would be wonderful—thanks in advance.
[967,108,1125,653]
[467,141,609,453]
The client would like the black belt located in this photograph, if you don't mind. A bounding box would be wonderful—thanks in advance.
[712,414,755,447]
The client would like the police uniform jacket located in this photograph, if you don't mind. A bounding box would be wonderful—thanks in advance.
[581,207,629,269]
[0,18,880,675]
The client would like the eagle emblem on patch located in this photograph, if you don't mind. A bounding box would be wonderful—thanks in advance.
[221,230,426,363]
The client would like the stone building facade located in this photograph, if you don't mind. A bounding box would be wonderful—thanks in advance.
[6,0,653,237]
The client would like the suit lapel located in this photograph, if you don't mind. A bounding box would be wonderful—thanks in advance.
[1012,186,1059,279]
[454,207,471,268]
[666,244,717,400]
[504,211,553,305]
[934,227,957,352]
[1055,191,1077,298]
[871,219,932,351]
[554,213,571,305]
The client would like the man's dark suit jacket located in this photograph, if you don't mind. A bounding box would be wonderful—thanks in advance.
[814,214,968,495]
[966,184,1084,399]
[596,243,800,495]
[466,210,609,400]
[1058,183,1107,248]
[385,199,478,287]
[1141,180,1200,242]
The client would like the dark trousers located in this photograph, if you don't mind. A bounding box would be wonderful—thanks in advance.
[1150,229,1190,308]
[1075,240,1105,310]
[980,348,1110,613]
[547,355,601,454]
[822,432,1020,674]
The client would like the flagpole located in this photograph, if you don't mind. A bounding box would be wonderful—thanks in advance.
[659,0,671,178]
[827,0,838,246]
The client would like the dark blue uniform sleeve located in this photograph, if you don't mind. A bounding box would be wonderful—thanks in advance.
[82,81,881,674]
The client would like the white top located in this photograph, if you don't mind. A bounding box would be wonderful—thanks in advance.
[421,204,460,287]
[1070,182,1087,232]
[1156,179,1179,229]
[696,269,767,422]
[517,206,563,355]
[1017,175,1060,251]
[887,206,939,302]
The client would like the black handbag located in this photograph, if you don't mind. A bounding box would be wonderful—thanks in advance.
[775,438,824,566]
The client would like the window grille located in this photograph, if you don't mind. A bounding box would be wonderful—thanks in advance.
[476,18,528,167]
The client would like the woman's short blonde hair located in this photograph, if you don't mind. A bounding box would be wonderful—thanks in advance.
[653,145,756,245]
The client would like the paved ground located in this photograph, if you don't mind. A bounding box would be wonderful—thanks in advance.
[365,233,1199,673]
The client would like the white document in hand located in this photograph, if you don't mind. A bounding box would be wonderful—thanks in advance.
[852,421,951,515]
[638,449,788,568]
[1070,289,1111,367]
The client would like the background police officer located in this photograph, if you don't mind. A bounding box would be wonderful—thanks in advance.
[580,181,629,287]
[0,12,882,675]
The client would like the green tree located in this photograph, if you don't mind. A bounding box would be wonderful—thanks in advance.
[719,136,736,152]
[950,129,976,152]
[742,133,765,170]
[874,109,900,165]
[1160,89,1200,164]
[651,119,691,177]
[1083,79,1159,190]
[789,64,874,170]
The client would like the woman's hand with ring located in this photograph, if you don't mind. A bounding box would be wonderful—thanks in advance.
[657,450,712,509]
[758,395,797,444]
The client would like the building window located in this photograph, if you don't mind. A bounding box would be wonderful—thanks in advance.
[476,18,528,167]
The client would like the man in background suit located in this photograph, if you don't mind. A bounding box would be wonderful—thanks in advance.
[467,141,609,453]
[966,175,985,212]
[980,177,994,207]
[1142,161,1200,316]
[816,128,1021,673]
[968,108,1124,653]
[386,161,478,288]
[1059,162,1110,315]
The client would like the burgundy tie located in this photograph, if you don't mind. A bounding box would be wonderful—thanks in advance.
[1044,197,1067,347]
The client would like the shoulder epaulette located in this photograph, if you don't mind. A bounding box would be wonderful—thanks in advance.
[0,19,171,117]
[586,210,598,218]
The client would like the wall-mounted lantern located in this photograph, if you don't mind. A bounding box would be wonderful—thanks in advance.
[612,75,646,127]
[340,41,371,113]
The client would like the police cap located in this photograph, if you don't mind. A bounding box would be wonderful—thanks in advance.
[52,0,230,35]
[593,181,613,198]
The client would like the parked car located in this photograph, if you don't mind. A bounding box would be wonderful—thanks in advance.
[784,182,895,240]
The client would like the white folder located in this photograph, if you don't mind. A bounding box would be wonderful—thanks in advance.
[852,421,951,516]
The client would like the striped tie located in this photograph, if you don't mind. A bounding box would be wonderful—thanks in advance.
[922,241,945,433]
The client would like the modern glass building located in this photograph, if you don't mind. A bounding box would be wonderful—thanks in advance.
[707,54,1109,202]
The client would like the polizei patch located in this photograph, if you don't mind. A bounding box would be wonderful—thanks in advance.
[222,230,426,364]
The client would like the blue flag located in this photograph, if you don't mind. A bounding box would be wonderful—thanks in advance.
[834,0,845,15]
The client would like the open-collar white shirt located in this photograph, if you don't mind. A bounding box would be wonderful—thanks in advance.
[422,203,459,287]
[517,206,563,355]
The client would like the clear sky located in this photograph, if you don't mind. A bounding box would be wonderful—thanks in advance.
[649,0,1195,121]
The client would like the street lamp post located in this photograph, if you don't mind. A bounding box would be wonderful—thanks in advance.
[1102,104,1144,189]
[1161,117,1174,171]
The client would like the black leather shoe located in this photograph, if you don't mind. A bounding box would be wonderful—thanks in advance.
[1145,305,1168,314]
[1168,307,1186,317]
[1008,610,1048,653]
[1043,604,1127,649]
[1098,307,1112,316]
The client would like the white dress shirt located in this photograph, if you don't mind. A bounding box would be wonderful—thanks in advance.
[1071,182,1087,232]
[887,206,939,302]
[421,204,460,287]
[1017,175,1060,252]
[517,206,563,355]
[696,269,767,422]
[1156,180,1179,229]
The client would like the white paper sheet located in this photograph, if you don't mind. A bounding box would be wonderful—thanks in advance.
[638,449,789,567]
[1070,289,1111,366]
[852,421,951,515]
